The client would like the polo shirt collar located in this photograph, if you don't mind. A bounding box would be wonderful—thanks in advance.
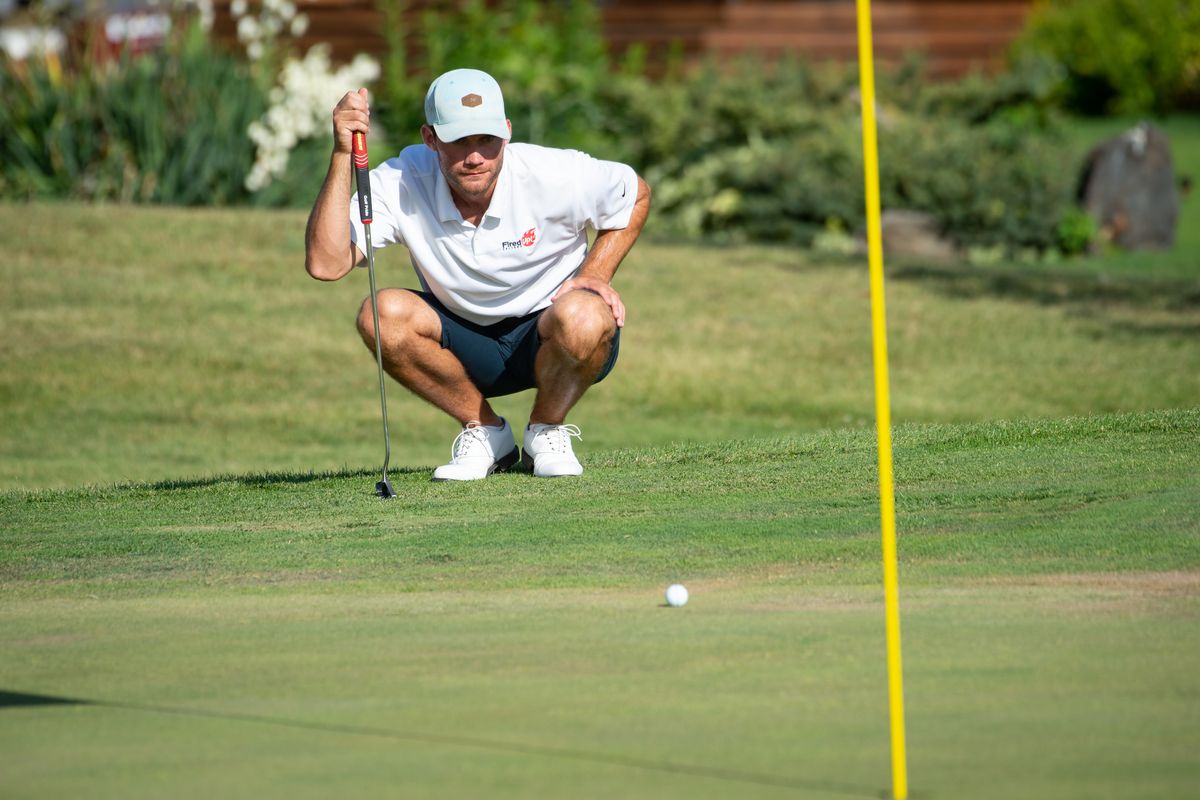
[483,158,512,222]
[434,169,460,223]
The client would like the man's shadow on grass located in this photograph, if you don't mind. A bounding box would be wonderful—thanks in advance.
[0,689,894,799]
[136,466,430,493]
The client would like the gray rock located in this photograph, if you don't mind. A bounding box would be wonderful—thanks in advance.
[877,209,959,262]
[1078,122,1179,250]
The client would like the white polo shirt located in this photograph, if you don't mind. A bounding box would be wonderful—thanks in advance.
[349,142,638,326]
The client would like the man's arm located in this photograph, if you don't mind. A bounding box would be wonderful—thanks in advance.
[304,88,370,282]
[551,175,651,328]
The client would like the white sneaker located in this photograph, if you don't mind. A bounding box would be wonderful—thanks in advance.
[522,423,584,478]
[432,420,518,482]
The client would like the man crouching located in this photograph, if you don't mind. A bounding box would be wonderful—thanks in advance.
[304,68,651,480]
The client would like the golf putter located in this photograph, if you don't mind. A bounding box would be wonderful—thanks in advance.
[353,131,396,499]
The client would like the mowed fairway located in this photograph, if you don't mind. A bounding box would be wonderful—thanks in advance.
[1,202,1199,798]
[3,203,1200,488]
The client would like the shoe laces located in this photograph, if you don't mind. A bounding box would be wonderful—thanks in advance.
[534,424,582,454]
[451,423,493,462]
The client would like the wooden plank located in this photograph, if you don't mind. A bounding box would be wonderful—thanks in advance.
[706,29,1022,50]
[206,0,1036,79]
[722,1,1031,27]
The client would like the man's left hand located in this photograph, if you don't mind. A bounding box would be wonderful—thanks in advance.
[552,277,625,328]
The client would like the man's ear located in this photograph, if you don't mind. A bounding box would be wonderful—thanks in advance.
[421,125,438,149]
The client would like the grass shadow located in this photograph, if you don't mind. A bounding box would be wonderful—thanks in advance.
[891,262,1200,311]
[1,689,893,799]
[132,466,431,493]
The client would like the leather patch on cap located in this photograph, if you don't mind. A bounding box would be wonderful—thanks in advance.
[461,93,482,107]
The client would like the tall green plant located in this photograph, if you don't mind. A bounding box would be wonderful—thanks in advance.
[0,22,265,205]
[375,0,611,152]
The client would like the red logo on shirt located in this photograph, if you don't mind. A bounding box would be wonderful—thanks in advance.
[503,228,538,251]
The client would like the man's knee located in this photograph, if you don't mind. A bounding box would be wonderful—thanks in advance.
[356,289,431,348]
[542,290,616,361]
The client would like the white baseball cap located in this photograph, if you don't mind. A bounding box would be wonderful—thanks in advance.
[424,68,511,142]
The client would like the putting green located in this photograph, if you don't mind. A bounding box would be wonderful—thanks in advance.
[2,579,1197,799]
[3,412,1198,798]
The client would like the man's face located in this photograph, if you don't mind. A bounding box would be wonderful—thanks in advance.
[422,124,511,204]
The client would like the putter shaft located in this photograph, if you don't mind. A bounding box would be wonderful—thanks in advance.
[353,131,395,499]
[364,224,393,491]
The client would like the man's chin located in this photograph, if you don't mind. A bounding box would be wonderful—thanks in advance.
[454,178,495,199]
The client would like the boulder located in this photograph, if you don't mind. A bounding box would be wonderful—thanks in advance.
[876,209,959,263]
[1078,123,1179,250]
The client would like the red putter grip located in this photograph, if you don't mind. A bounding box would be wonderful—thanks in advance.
[352,132,372,224]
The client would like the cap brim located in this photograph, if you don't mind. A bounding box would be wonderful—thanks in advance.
[432,118,511,142]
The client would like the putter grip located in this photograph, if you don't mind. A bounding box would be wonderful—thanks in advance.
[352,132,372,224]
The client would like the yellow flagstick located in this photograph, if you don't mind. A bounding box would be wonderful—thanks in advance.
[854,0,909,798]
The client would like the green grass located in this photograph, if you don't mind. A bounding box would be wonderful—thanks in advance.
[2,410,1198,799]
[2,192,1199,798]
[2,201,1199,489]
[3,410,1198,591]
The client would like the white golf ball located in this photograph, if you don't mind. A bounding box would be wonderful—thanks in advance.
[665,584,689,607]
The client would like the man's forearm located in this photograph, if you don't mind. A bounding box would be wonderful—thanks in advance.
[577,176,651,283]
[305,151,359,281]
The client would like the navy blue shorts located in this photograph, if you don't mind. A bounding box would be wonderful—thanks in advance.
[410,290,621,398]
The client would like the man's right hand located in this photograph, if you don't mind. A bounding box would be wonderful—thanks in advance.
[332,88,370,155]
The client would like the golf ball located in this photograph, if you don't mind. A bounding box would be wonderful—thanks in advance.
[665,584,689,607]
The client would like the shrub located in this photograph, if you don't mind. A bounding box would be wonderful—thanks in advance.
[1012,0,1200,114]
[375,0,611,153]
[0,22,266,204]
[880,110,1077,252]
[596,56,1079,251]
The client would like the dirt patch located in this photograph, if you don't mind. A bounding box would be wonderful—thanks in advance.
[983,570,1200,596]
[929,570,1200,616]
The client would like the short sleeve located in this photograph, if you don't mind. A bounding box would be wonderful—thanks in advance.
[349,167,404,261]
[573,153,639,231]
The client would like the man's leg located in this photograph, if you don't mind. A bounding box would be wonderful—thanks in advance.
[356,289,502,427]
[520,290,616,478]
[529,289,618,425]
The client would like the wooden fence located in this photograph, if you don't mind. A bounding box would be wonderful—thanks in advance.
[604,0,1036,77]
[211,0,1036,78]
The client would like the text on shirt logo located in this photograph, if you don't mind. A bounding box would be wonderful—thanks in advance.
[502,228,537,251]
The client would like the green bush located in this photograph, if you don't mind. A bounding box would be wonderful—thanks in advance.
[0,23,266,204]
[595,56,1079,251]
[880,110,1076,251]
[375,0,611,152]
[1012,0,1200,114]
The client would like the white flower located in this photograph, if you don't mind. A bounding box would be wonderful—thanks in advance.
[236,15,259,42]
[231,0,247,17]
[247,40,264,60]
[351,53,381,82]
[289,13,308,37]
[247,45,382,192]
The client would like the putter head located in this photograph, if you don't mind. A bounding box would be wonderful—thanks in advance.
[375,479,396,499]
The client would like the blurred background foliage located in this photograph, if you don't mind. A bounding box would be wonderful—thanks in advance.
[1012,0,1200,116]
[1,20,264,205]
[0,0,1195,255]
